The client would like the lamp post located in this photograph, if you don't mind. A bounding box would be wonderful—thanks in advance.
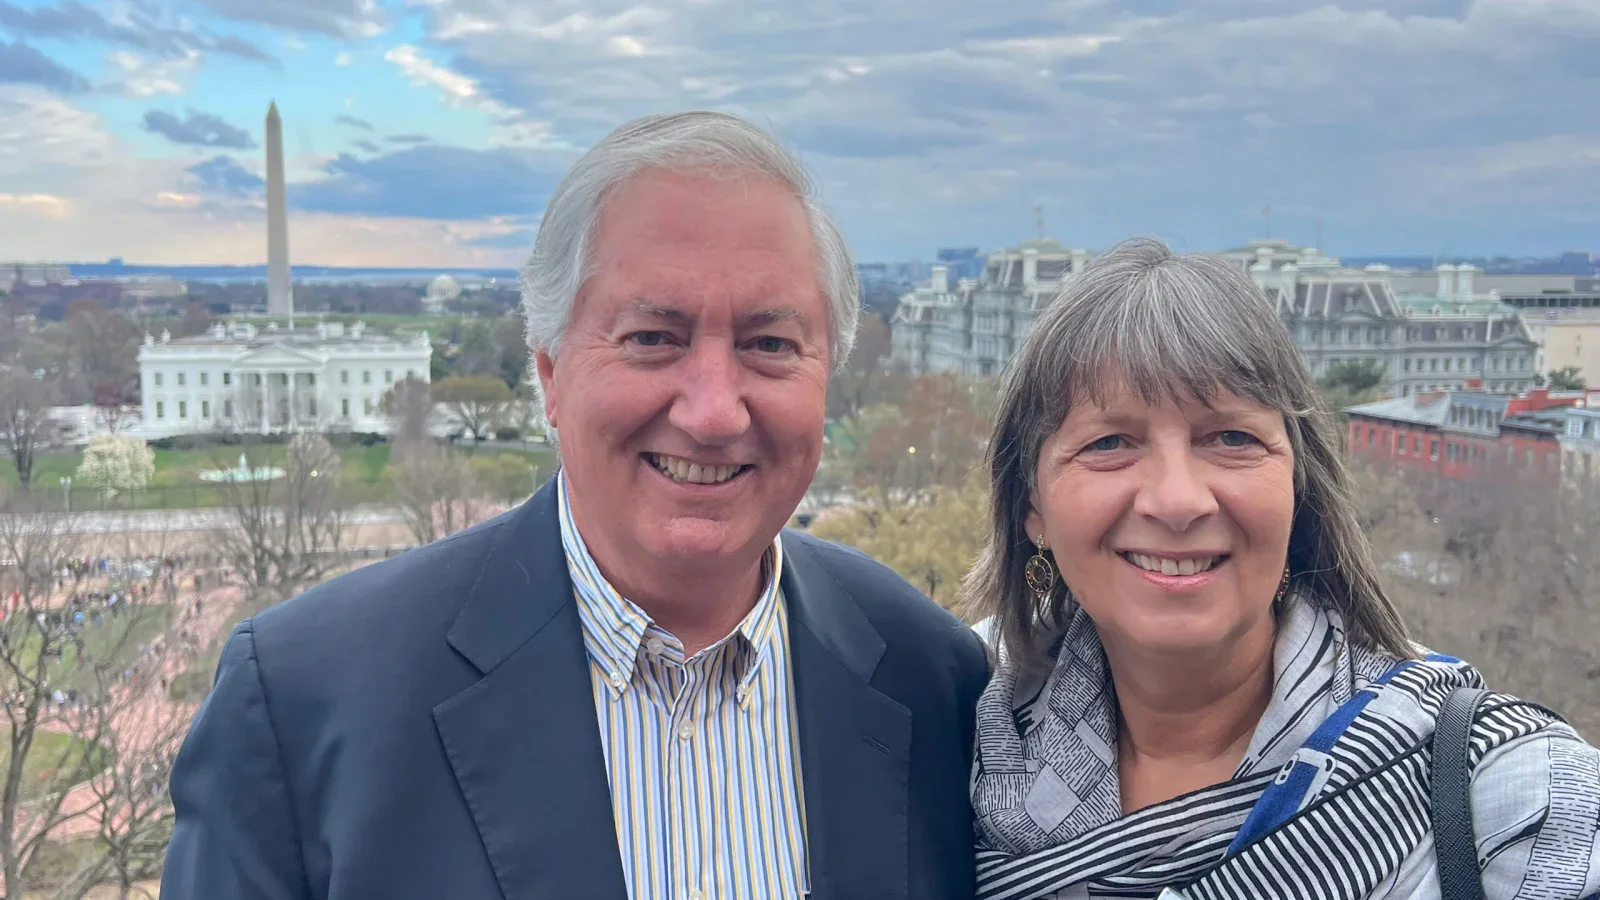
[59,476,71,513]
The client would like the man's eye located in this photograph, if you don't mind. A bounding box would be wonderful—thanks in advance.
[753,336,792,354]
[629,332,666,347]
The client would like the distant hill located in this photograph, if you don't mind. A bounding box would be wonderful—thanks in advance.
[65,262,520,283]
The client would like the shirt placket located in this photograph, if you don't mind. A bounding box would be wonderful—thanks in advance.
[658,641,710,900]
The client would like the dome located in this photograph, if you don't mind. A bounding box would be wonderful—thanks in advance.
[426,274,462,304]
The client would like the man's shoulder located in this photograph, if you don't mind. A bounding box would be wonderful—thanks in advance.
[783,529,981,655]
[251,508,520,655]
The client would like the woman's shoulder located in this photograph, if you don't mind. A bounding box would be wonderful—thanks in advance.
[1465,698,1600,898]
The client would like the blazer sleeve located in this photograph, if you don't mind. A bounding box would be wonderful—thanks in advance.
[161,623,310,900]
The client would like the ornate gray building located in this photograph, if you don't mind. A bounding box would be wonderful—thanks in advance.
[891,239,1538,397]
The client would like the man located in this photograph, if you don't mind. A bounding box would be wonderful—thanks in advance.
[161,111,989,900]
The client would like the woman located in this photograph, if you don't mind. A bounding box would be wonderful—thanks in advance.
[967,238,1600,899]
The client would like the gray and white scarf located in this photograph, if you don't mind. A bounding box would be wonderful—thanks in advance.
[971,596,1600,900]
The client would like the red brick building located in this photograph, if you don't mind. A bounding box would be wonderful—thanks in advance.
[1345,382,1574,482]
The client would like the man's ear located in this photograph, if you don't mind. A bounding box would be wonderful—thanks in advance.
[534,350,559,430]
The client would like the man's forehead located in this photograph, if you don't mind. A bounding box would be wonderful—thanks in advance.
[617,298,814,333]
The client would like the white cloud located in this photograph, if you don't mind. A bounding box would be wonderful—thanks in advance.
[335,51,352,66]
[154,191,202,208]
[383,44,554,147]
[105,48,202,98]
[604,35,647,57]
[0,193,70,216]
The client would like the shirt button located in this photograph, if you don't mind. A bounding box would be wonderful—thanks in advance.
[608,671,624,688]
[690,891,704,900]
[647,638,666,656]
[677,721,695,741]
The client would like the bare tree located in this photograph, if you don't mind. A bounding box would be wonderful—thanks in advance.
[208,434,351,596]
[392,443,495,546]
[0,372,57,492]
[91,380,139,437]
[380,376,433,453]
[0,492,200,899]
[432,376,514,442]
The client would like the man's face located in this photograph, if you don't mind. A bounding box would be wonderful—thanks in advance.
[538,168,831,574]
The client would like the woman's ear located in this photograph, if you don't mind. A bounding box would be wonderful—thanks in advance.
[1024,507,1044,548]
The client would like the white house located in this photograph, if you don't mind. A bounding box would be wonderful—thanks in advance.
[136,320,432,439]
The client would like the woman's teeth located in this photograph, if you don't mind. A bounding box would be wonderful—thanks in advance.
[1124,553,1223,576]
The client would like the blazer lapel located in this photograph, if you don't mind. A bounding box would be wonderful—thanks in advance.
[432,480,628,900]
[784,536,913,900]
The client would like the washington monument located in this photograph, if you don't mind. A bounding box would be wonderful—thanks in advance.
[266,101,293,318]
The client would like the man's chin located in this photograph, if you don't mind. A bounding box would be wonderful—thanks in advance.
[644,516,772,562]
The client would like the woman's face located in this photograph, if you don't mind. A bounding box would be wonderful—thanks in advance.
[1026,380,1296,658]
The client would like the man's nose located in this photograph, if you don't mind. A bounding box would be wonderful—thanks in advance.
[667,344,751,445]
[1132,444,1219,533]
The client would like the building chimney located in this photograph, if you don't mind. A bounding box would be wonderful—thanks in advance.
[930,265,949,294]
[1022,248,1039,285]
[1456,264,1477,301]
[1436,263,1456,298]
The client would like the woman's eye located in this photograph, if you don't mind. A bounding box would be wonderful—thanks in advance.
[1085,435,1124,452]
[1216,430,1259,448]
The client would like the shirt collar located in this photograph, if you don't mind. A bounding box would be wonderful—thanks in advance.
[557,470,786,694]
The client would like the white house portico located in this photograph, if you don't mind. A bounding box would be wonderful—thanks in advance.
[136,320,432,439]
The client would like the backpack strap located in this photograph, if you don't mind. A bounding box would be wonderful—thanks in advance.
[1432,685,1488,900]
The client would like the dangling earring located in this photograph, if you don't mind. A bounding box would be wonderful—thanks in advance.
[1272,565,1292,608]
[1024,534,1056,601]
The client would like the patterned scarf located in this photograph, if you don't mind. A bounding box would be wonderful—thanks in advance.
[971,595,1591,899]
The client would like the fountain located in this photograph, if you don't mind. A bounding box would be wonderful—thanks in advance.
[197,452,286,483]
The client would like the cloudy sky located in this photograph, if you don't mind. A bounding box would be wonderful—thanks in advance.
[0,0,1596,267]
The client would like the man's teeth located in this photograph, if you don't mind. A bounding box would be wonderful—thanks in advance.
[650,454,742,485]
[1125,553,1222,576]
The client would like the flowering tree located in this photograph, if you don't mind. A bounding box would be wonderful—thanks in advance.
[76,434,155,498]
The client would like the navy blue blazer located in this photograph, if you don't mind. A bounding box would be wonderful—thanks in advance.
[161,478,990,899]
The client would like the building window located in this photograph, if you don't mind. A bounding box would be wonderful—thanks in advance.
[341,370,350,385]
[363,370,372,385]
[224,399,233,419]
[308,397,317,417]
[1569,418,1585,437]
[200,372,209,387]
[1430,439,1439,460]
[223,372,232,386]
[177,372,186,387]
[154,373,163,387]
[341,398,350,417]
[308,374,317,386]
[155,401,164,419]
[1447,443,1457,461]
[178,401,188,419]
[1492,358,1501,371]
[1413,437,1422,456]
[384,369,394,384]
[280,373,290,386]
[364,398,374,415]
[254,373,262,385]
[1429,358,1438,372]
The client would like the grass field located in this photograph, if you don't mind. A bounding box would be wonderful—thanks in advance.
[0,443,557,509]
[0,731,106,801]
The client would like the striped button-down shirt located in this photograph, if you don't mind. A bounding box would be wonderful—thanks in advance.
[558,474,810,899]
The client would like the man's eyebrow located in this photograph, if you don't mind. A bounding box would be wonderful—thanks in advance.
[626,299,692,326]
[741,307,811,336]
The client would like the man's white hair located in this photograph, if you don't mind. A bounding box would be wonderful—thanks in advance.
[520,111,860,376]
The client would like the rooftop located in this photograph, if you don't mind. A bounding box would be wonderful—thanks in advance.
[1393,292,1522,318]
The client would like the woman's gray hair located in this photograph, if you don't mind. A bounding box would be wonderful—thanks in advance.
[520,111,859,370]
[964,236,1414,673]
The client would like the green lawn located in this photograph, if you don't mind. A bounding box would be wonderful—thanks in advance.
[0,731,107,801]
[2,443,556,509]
